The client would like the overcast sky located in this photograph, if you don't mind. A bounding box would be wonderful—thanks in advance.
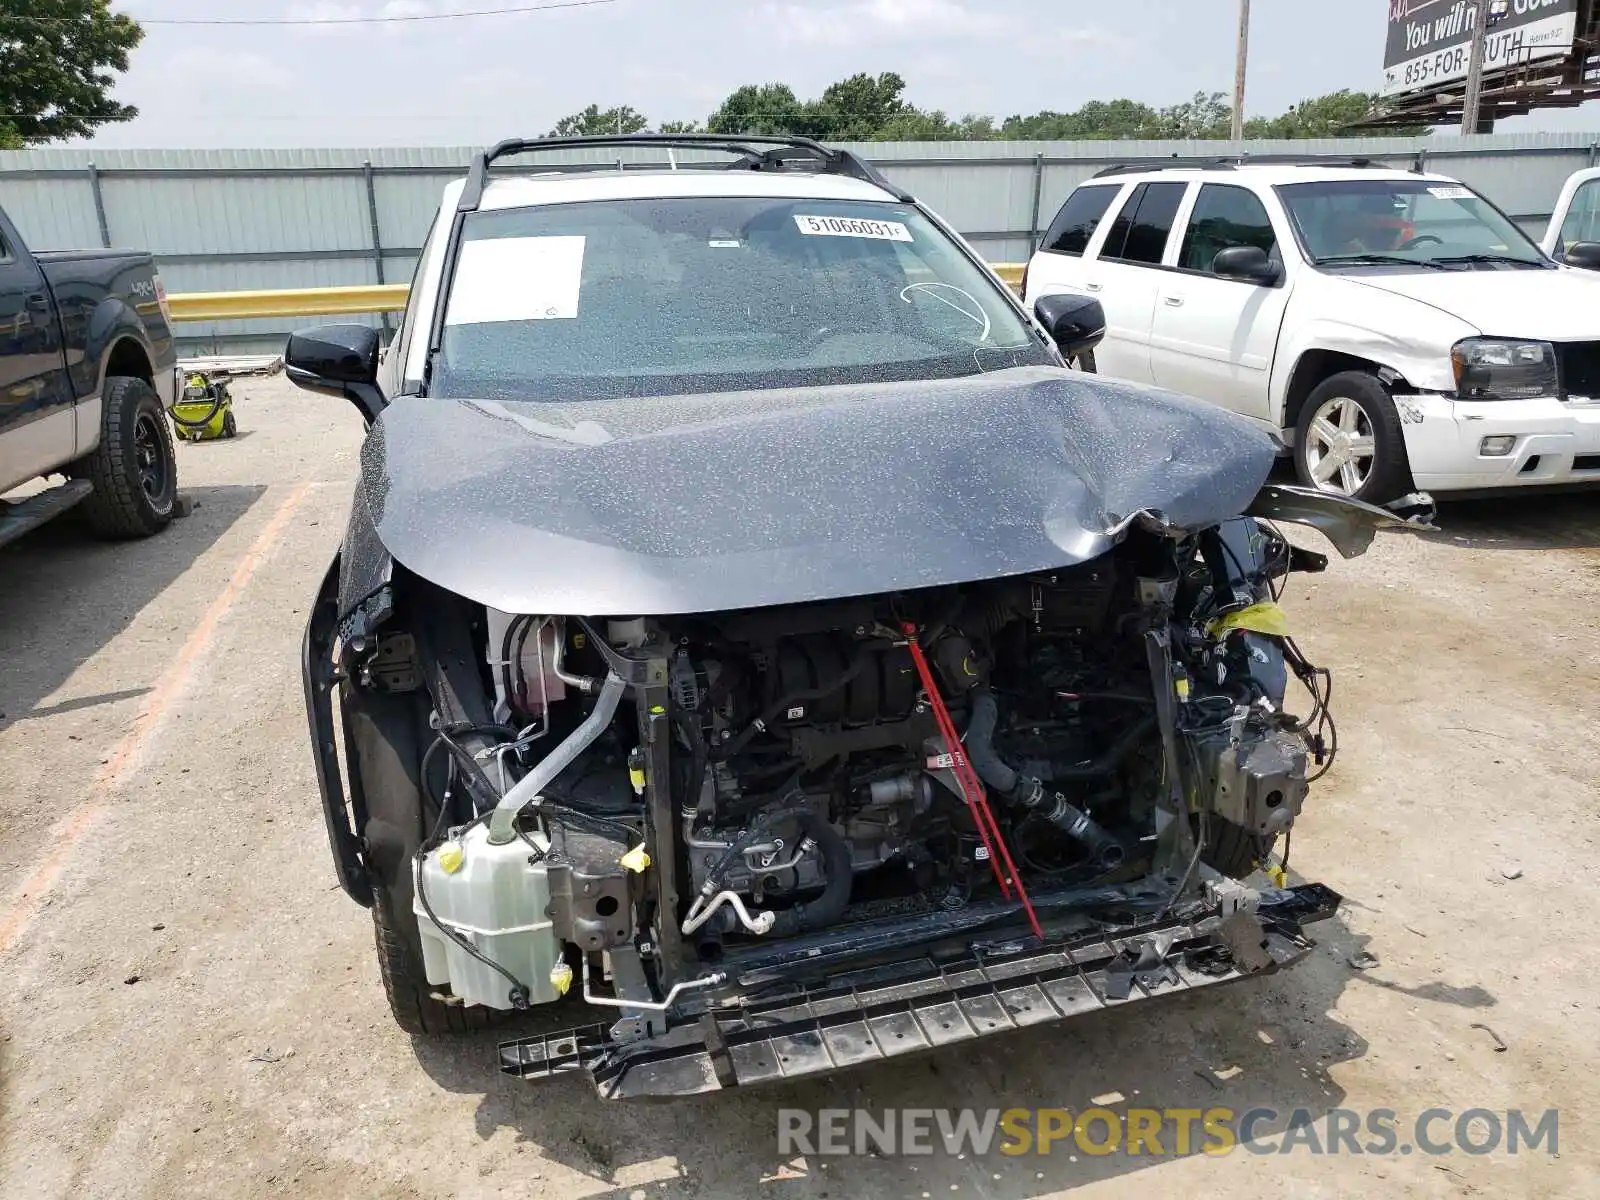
[80,0,1600,148]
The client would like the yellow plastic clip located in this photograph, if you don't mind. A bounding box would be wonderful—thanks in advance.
[1208,602,1292,640]
[437,841,465,875]
[1264,861,1289,889]
[620,844,652,874]
[549,961,574,997]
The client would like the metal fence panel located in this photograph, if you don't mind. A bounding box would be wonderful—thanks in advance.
[101,173,372,254]
[5,134,1600,354]
[0,174,104,249]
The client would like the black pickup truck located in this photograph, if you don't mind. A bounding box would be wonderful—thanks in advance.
[0,201,181,548]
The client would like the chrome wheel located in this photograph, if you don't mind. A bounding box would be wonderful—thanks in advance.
[1303,395,1377,496]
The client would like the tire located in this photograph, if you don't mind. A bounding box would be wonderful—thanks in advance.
[1293,371,1412,505]
[222,410,238,438]
[69,376,177,539]
[1204,819,1275,879]
[372,889,500,1036]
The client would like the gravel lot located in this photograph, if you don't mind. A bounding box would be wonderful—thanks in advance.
[1,375,1596,1199]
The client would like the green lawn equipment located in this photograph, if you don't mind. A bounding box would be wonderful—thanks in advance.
[168,372,238,441]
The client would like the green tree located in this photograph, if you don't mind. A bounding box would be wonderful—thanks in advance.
[1154,91,1232,138]
[1001,99,1163,140]
[1247,89,1428,137]
[545,104,649,137]
[875,107,957,141]
[707,83,806,136]
[809,72,910,140]
[658,119,702,134]
[0,0,143,145]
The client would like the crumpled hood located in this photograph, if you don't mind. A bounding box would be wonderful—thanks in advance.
[1345,266,1600,340]
[360,366,1276,616]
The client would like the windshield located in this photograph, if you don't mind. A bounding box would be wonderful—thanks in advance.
[1277,179,1548,269]
[429,196,1046,400]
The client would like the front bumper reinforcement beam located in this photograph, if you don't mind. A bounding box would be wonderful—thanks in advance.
[498,883,1340,1099]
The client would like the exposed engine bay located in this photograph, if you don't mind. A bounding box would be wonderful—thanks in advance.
[373,517,1338,1021]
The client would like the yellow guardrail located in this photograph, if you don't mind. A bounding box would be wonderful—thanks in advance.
[166,267,1027,324]
[166,284,411,323]
[992,263,1026,288]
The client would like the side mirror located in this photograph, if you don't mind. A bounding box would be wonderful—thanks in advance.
[1212,245,1281,284]
[1562,241,1600,269]
[1033,293,1106,356]
[285,323,385,423]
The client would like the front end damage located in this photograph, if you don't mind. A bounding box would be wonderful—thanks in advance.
[499,883,1342,1099]
[306,458,1419,1096]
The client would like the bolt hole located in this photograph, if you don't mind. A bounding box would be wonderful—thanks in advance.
[595,896,620,917]
[1265,790,1284,809]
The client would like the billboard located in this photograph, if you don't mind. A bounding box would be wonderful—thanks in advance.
[1382,0,1581,96]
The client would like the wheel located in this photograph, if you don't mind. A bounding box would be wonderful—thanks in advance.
[1293,371,1412,505]
[372,888,500,1036]
[222,410,238,438]
[69,376,177,539]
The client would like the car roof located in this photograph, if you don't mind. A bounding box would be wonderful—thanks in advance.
[1073,164,1460,187]
[438,169,900,213]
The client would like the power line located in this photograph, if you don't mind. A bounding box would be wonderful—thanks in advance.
[4,0,616,26]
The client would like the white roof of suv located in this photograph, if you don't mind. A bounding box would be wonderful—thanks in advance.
[1077,163,1462,188]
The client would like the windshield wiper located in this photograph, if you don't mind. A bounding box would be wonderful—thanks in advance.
[1430,253,1548,268]
[1314,253,1451,270]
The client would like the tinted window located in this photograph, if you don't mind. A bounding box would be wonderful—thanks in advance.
[1041,186,1118,256]
[432,197,1046,401]
[1098,184,1143,262]
[1181,184,1278,272]
[1104,182,1186,266]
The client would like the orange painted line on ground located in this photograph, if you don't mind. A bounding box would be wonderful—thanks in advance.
[0,481,316,955]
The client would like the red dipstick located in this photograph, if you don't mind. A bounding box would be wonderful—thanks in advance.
[901,625,1007,895]
[902,625,1045,941]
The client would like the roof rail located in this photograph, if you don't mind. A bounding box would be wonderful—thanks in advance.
[456,133,912,212]
[1090,154,1394,179]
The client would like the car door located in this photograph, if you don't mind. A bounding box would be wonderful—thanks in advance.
[1024,182,1125,305]
[0,218,73,493]
[1549,174,1600,263]
[1078,181,1188,384]
[1148,182,1291,424]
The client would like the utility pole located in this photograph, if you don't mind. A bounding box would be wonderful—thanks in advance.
[1232,0,1251,141]
[1462,1,1508,134]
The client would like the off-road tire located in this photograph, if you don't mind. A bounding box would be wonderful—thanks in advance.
[1293,371,1412,506]
[69,375,177,538]
[372,890,499,1036]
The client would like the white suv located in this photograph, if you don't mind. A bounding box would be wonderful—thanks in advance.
[1024,159,1600,503]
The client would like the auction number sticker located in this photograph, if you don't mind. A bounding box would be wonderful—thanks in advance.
[1427,185,1474,200]
[794,214,914,242]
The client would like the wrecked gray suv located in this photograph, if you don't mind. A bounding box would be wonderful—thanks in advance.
[290,136,1418,1099]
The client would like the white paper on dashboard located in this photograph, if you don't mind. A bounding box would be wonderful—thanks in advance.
[444,235,587,325]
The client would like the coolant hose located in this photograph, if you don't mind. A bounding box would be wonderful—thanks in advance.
[964,688,1126,870]
[965,688,1018,795]
[768,811,854,936]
